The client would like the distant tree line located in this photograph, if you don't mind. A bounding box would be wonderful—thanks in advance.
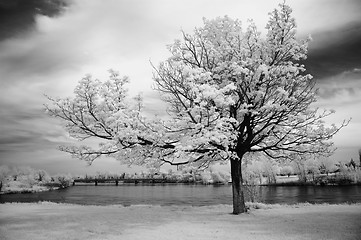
[243,153,361,186]
[0,166,73,193]
[75,167,231,185]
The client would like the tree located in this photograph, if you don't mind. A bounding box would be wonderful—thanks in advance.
[244,160,263,184]
[152,3,347,213]
[0,165,10,192]
[54,174,73,188]
[319,158,338,175]
[261,160,280,184]
[46,3,347,214]
[306,158,320,182]
[35,169,51,183]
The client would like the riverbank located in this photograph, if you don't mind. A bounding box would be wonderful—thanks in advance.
[1,202,360,240]
[0,182,61,195]
[0,186,60,195]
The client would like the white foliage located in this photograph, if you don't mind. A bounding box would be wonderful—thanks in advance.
[46,3,346,174]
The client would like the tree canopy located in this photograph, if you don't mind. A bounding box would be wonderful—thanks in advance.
[46,3,347,214]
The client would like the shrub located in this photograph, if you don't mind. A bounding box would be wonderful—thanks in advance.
[200,171,213,184]
[54,174,73,188]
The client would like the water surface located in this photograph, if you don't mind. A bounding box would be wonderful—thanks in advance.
[1,184,360,206]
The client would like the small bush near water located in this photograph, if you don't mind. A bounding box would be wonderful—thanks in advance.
[0,165,73,194]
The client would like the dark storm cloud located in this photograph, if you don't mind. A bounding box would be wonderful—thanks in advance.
[0,0,69,40]
[315,68,361,101]
[0,0,75,87]
[305,22,361,80]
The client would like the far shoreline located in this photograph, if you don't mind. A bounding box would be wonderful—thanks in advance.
[2,180,360,196]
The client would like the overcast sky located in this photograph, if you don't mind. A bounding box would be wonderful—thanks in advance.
[0,0,360,175]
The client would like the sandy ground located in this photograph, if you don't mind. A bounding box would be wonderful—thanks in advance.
[0,203,360,240]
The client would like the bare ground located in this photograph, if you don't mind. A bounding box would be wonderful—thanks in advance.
[0,202,360,240]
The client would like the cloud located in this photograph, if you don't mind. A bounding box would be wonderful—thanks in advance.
[312,68,361,161]
[316,68,361,104]
[0,102,69,154]
[0,0,69,40]
[305,22,361,79]
[1,0,361,174]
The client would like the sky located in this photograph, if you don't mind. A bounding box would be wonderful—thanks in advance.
[0,0,360,175]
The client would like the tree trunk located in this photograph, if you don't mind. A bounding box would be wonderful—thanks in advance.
[230,158,247,214]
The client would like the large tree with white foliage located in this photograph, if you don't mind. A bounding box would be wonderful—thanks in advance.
[46,3,346,214]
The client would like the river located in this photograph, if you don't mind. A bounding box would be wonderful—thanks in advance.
[1,184,361,206]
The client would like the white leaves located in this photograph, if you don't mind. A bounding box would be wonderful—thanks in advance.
[192,82,236,107]
[265,3,310,64]
[153,3,345,163]
[46,3,345,171]
[46,69,162,165]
